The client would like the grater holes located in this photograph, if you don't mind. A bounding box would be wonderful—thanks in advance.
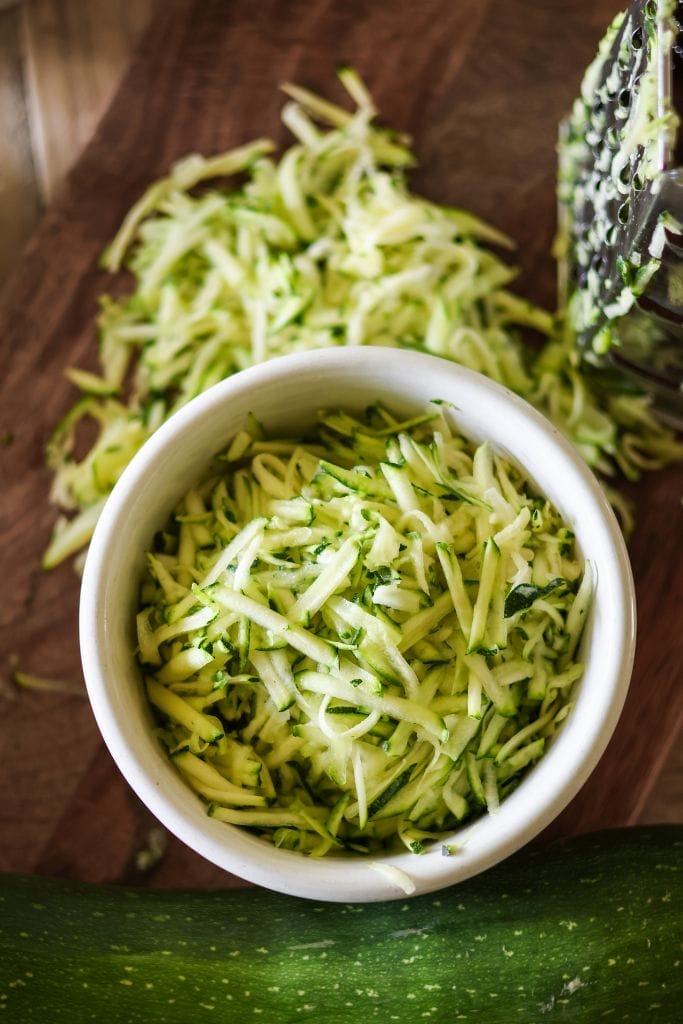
[618,87,631,111]
[606,126,620,148]
[631,26,643,51]
[591,252,608,274]
[617,199,631,225]
[618,163,631,187]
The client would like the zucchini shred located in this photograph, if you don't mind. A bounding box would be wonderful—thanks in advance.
[136,402,591,858]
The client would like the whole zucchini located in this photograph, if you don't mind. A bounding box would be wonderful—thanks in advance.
[0,826,680,1022]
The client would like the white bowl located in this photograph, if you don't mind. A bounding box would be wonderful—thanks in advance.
[80,348,635,901]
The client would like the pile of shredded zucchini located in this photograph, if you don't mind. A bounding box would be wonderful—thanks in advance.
[138,404,590,856]
[43,69,681,568]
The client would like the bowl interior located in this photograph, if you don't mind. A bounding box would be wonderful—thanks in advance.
[80,348,635,901]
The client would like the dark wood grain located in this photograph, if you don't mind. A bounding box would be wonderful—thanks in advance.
[1,0,679,889]
[0,3,43,281]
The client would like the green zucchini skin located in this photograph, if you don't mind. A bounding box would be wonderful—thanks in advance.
[0,827,680,1023]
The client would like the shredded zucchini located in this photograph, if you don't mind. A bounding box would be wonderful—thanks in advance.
[138,404,590,856]
[43,70,682,568]
[11,672,85,697]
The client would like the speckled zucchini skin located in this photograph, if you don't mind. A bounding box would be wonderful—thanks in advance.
[0,826,681,1022]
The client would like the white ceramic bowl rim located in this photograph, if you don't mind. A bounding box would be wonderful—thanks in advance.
[80,347,636,902]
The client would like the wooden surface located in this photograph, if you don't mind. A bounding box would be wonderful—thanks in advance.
[0,0,155,280]
[0,0,681,889]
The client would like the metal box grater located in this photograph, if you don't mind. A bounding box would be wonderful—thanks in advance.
[559,0,683,424]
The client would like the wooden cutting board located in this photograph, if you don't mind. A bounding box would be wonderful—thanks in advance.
[0,0,680,889]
